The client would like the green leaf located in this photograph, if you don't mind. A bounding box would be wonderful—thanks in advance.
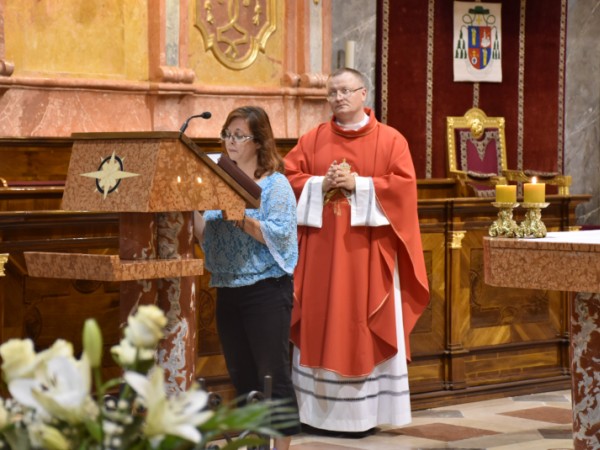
[2,426,32,450]
[84,419,103,442]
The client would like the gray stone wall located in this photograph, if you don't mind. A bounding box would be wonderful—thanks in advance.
[565,0,600,225]
[331,0,377,110]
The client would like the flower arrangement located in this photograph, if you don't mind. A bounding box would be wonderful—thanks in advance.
[0,305,287,449]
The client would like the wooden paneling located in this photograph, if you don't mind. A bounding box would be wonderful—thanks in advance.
[0,187,64,211]
[0,210,121,392]
[407,196,581,409]
[0,138,73,183]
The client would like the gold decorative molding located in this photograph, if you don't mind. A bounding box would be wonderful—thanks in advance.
[194,0,277,70]
[449,231,466,249]
[0,253,8,276]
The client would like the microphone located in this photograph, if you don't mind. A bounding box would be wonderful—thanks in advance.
[179,111,212,134]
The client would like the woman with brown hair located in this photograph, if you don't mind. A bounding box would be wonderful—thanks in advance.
[194,106,299,450]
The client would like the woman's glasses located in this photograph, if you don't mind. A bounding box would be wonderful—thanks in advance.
[220,130,255,143]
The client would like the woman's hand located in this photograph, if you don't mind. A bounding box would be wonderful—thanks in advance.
[193,210,205,243]
[236,215,265,244]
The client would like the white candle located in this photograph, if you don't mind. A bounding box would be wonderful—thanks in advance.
[345,40,356,69]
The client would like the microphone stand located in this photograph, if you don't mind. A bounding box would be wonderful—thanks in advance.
[179,112,212,135]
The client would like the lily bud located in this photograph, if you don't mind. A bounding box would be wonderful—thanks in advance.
[0,401,8,429]
[35,424,70,450]
[83,319,103,368]
[125,305,167,349]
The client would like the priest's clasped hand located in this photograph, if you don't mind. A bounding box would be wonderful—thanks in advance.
[323,160,357,193]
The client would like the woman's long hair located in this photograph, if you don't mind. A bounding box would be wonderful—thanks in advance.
[221,106,284,179]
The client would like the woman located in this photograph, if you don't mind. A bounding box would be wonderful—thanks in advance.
[193,106,299,450]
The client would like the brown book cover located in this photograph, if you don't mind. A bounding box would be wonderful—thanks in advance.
[217,154,262,200]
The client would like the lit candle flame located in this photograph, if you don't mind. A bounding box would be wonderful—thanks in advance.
[177,176,181,183]
[197,177,202,183]
[531,176,537,184]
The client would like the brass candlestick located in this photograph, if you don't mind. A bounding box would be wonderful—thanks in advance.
[517,202,550,238]
[489,202,520,238]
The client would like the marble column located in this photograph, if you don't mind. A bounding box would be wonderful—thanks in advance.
[156,211,197,395]
[570,292,600,449]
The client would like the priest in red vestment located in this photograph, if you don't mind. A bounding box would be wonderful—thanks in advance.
[284,68,430,433]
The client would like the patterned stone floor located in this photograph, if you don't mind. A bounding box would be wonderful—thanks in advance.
[286,390,573,450]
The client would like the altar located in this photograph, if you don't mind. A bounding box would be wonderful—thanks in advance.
[484,229,600,450]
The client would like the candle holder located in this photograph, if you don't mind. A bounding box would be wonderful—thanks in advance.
[489,202,520,238]
[517,202,550,238]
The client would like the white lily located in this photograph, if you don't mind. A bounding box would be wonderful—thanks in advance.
[0,339,37,383]
[111,338,155,367]
[9,354,98,424]
[0,306,278,449]
[0,338,74,385]
[124,367,213,445]
[124,305,167,349]
[35,339,74,366]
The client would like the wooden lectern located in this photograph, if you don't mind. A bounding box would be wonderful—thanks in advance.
[24,132,259,394]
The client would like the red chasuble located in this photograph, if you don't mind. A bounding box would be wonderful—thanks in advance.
[285,108,430,377]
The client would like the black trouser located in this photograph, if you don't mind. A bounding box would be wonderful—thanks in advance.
[216,275,300,436]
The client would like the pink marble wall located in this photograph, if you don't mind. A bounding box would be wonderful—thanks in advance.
[0,1,332,140]
[0,81,330,139]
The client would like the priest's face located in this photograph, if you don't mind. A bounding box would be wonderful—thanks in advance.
[326,71,366,124]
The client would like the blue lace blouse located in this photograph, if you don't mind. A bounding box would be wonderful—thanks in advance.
[202,171,298,287]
